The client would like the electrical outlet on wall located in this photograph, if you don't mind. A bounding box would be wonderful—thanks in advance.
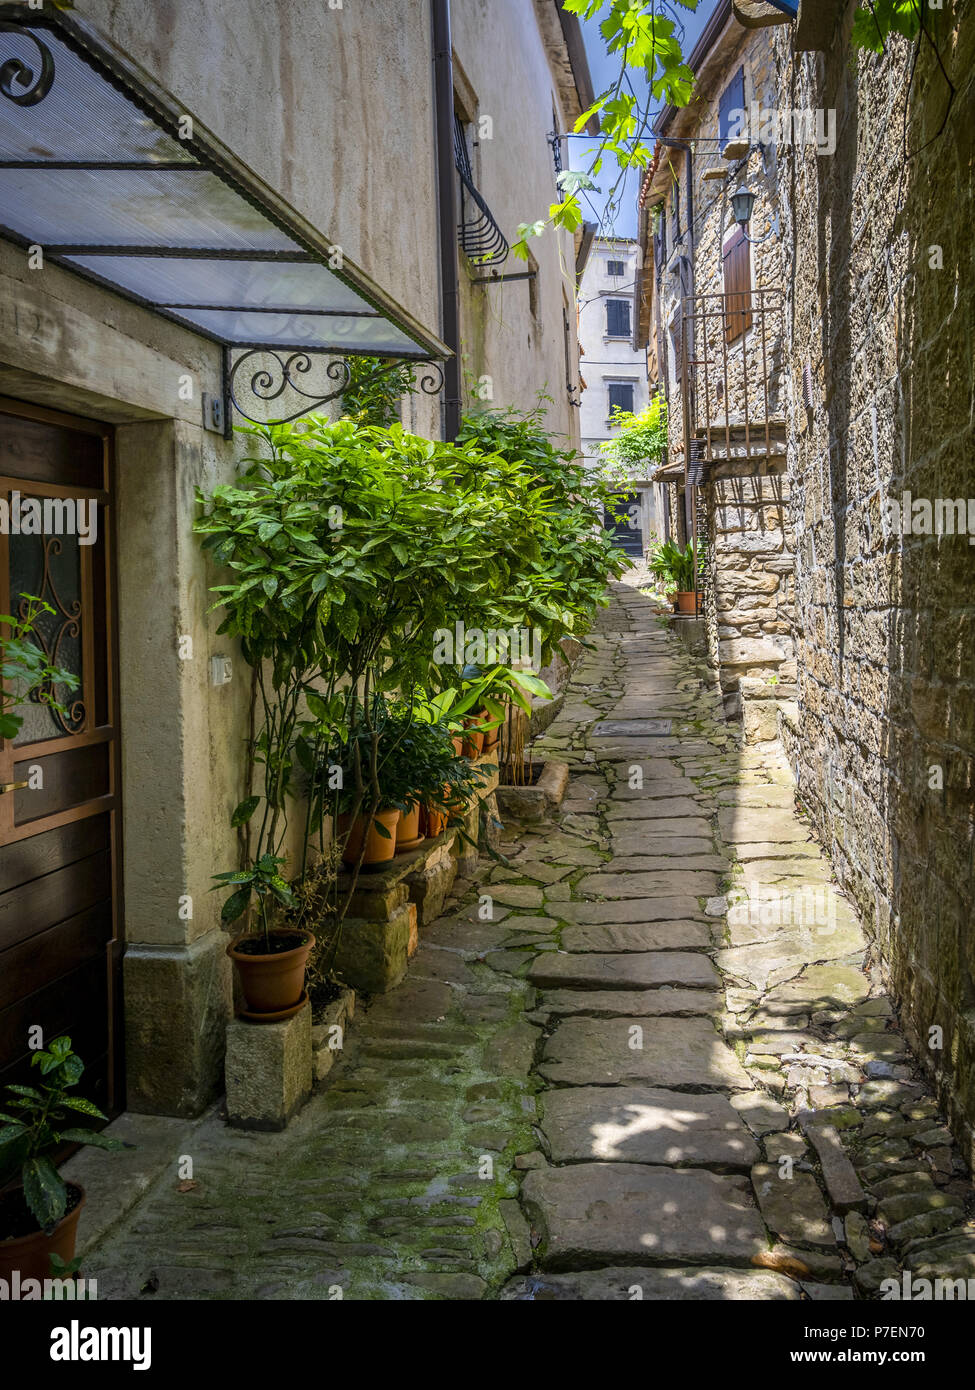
[210,655,233,687]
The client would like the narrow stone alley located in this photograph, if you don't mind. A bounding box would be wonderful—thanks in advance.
[77,576,974,1300]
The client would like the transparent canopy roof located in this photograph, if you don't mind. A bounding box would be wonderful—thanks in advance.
[0,14,447,361]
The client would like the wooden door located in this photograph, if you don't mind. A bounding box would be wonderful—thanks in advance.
[0,399,123,1114]
[604,492,643,557]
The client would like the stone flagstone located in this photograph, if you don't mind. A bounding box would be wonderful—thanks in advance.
[538,1016,752,1090]
[528,950,719,991]
[560,922,711,952]
[537,988,722,1018]
[576,869,723,898]
[522,1164,768,1269]
[540,1086,760,1167]
[557,897,707,925]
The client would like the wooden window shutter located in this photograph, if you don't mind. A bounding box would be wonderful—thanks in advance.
[606,299,631,337]
[722,228,753,343]
[608,382,634,415]
[719,67,746,147]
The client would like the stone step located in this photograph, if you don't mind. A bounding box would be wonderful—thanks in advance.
[556,896,707,925]
[539,1086,760,1168]
[522,1163,768,1270]
[500,1265,800,1300]
[538,1015,752,1090]
[576,869,723,898]
[528,950,719,991]
[537,988,722,1018]
[611,855,729,874]
[560,922,711,953]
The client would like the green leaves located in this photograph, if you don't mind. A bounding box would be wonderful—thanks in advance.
[1,596,81,741]
[852,0,923,52]
[231,796,261,828]
[599,395,668,475]
[23,1156,66,1233]
[517,1,701,256]
[1,1037,124,1233]
[221,888,252,924]
[58,1128,126,1152]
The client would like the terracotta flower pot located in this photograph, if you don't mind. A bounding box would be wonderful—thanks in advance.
[462,718,485,759]
[227,927,315,1018]
[0,1183,85,1285]
[479,709,500,753]
[339,807,401,867]
[396,802,424,853]
[675,590,700,615]
[424,804,446,838]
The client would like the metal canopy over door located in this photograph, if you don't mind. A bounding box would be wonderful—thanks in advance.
[0,399,123,1114]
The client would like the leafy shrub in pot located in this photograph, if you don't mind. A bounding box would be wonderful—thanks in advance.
[0,1038,126,1284]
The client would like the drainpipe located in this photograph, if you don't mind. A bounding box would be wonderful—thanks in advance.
[432,0,462,441]
[657,136,696,567]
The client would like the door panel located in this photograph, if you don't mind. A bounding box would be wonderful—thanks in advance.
[604,492,643,557]
[0,399,123,1112]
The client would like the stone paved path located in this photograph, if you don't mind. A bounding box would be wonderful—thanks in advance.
[77,577,974,1299]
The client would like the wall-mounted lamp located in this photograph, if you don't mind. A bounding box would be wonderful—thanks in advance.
[731,184,779,244]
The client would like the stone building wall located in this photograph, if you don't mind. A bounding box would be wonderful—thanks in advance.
[783,4,975,1160]
[708,456,797,719]
[0,0,595,1115]
[641,16,796,701]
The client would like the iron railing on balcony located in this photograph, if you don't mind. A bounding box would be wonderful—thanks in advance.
[673,287,786,616]
[453,114,508,267]
[679,288,786,484]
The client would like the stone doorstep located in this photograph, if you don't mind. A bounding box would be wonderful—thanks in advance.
[310,987,356,1084]
[495,760,571,824]
[64,1109,213,1261]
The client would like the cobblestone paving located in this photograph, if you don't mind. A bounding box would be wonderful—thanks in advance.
[83,578,974,1300]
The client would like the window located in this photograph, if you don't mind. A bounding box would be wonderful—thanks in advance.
[606,298,631,338]
[607,259,625,278]
[608,382,635,416]
[719,67,746,148]
[653,207,667,269]
[670,314,682,389]
[722,227,754,343]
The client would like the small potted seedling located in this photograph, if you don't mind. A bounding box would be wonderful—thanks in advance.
[218,854,316,1020]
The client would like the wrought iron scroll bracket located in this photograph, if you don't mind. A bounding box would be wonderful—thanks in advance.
[0,22,55,107]
[225,350,447,432]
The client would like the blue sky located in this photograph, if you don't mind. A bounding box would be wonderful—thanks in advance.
[572,1,714,238]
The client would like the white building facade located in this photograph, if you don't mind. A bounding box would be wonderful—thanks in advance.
[577,236,667,557]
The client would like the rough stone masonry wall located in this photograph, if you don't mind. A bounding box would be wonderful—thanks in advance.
[708,458,797,719]
[784,5,975,1162]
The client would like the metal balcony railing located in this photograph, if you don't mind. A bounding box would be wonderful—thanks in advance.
[678,288,786,484]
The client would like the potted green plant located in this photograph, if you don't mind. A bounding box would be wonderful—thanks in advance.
[647,539,704,614]
[0,1037,126,1284]
[215,854,315,1019]
[386,706,487,848]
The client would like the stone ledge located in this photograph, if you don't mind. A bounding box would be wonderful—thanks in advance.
[225,1001,312,1132]
[495,760,570,824]
[311,987,356,1084]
